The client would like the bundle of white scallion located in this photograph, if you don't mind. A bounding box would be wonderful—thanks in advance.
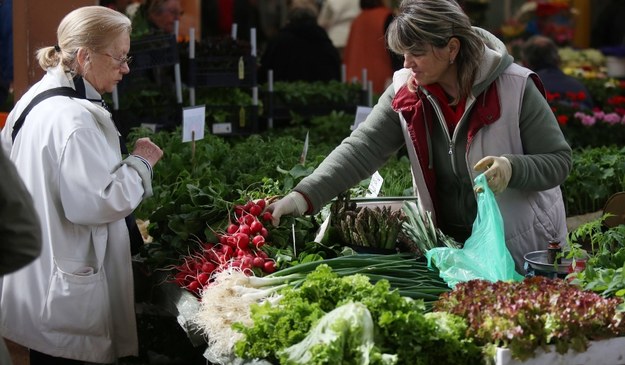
[192,253,449,362]
[401,201,462,255]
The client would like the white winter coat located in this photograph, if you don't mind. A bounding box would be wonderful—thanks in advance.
[0,65,152,363]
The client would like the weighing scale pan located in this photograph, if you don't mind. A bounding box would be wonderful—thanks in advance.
[524,250,573,275]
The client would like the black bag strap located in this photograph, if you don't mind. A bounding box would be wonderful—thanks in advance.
[10,85,145,255]
[11,86,80,142]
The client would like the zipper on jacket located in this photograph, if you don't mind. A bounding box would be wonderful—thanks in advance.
[426,93,458,176]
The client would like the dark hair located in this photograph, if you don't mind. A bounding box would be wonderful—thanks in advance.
[386,0,483,102]
[360,0,384,10]
[521,35,560,71]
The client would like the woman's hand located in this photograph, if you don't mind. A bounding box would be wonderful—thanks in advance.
[264,191,309,226]
[474,156,512,194]
[131,137,163,167]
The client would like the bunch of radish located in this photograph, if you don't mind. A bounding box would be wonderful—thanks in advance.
[171,198,277,297]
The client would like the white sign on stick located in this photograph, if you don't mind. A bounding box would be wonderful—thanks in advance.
[351,106,373,130]
[182,105,206,142]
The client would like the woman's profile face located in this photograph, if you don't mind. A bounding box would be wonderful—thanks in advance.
[404,37,460,85]
[403,44,454,87]
[85,32,131,94]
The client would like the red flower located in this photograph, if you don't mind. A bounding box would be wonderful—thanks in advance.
[546,92,561,102]
[536,3,569,17]
[557,114,569,126]
[607,95,625,107]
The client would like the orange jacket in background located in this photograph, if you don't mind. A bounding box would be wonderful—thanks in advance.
[343,6,393,94]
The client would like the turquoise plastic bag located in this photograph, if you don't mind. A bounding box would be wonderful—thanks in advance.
[425,173,524,288]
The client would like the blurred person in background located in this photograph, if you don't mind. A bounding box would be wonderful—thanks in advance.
[0,6,163,364]
[258,0,341,83]
[132,0,182,35]
[317,0,361,59]
[201,0,262,43]
[343,0,401,94]
[521,35,594,110]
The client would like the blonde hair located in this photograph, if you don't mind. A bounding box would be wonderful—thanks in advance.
[386,0,483,102]
[36,5,132,72]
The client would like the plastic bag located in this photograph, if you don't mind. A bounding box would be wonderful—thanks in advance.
[425,173,523,288]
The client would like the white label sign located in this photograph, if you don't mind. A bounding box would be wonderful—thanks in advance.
[182,105,206,142]
[351,106,373,130]
[366,171,384,197]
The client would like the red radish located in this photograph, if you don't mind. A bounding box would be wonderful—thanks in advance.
[252,256,265,268]
[235,232,250,245]
[231,260,242,269]
[174,272,187,286]
[260,227,269,238]
[221,245,234,258]
[226,236,237,247]
[201,262,216,273]
[263,260,276,273]
[250,220,263,234]
[244,201,254,212]
[252,235,265,248]
[187,280,200,293]
[241,256,254,268]
[256,250,268,259]
[242,214,255,226]
[249,204,263,217]
[261,211,273,222]
[206,250,221,263]
[234,205,245,218]
[256,199,266,210]
[227,224,238,234]
[197,272,210,285]
[238,224,251,235]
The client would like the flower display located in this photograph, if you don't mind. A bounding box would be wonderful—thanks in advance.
[501,0,576,47]
[549,80,625,148]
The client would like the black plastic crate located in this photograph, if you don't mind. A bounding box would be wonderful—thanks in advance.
[130,34,180,71]
[206,104,260,136]
[188,55,257,88]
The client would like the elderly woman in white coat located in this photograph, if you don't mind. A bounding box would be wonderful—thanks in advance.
[0,6,163,364]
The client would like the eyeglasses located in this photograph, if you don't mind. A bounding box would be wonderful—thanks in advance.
[100,52,133,67]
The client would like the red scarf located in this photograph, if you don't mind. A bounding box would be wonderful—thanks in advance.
[423,84,466,133]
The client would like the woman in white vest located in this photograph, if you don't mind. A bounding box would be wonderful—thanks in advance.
[0,6,163,364]
[267,0,572,274]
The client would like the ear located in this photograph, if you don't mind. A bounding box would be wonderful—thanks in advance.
[448,37,460,60]
[75,48,90,68]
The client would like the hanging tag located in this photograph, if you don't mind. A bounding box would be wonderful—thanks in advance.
[239,106,246,128]
[299,131,309,165]
[238,57,245,80]
[366,171,384,197]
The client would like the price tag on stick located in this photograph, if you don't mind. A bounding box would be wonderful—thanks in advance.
[182,105,206,142]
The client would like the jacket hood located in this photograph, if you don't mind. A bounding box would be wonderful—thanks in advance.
[471,27,514,97]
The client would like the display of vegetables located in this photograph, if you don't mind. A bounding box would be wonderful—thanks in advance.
[329,193,405,250]
[169,198,278,297]
[434,276,625,361]
[192,254,453,364]
[230,264,481,365]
